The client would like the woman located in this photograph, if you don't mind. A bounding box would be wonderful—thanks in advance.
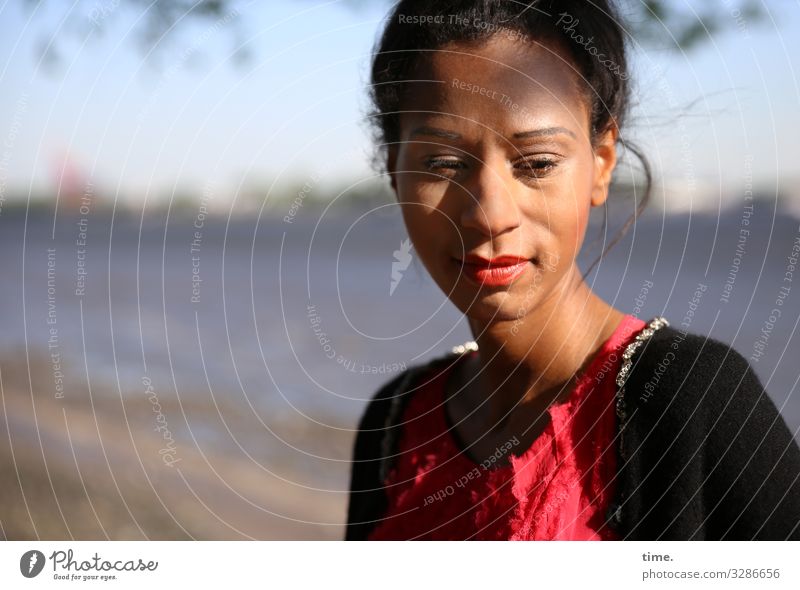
[346,0,800,540]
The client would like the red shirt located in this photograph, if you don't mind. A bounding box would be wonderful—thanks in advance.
[368,314,646,540]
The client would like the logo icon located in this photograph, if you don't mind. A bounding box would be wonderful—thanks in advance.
[390,238,413,296]
[20,550,46,578]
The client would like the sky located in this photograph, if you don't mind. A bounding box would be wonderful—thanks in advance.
[1,0,799,211]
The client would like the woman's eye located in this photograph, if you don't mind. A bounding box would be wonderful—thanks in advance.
[423,158,465,178]
[515,158,558,178]
[421,156,559,181]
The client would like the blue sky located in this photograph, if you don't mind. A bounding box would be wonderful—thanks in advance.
[1,0,799,210]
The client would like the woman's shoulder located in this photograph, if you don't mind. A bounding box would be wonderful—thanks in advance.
[624,321,767,420]
[616,320,800,540]
[629,322,757,377]
[356,351,457,432]
[350,351,459,493]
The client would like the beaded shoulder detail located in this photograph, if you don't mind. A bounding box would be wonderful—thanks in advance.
[450,340,479,355]
[613,316,670,459]
[615,316,670,388]
[604,315,670,532]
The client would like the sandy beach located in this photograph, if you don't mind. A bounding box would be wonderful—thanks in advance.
[1,350,353,540]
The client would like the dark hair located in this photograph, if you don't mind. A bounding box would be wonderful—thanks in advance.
[367,0,651,279]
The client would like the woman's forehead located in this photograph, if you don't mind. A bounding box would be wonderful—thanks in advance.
[401,35,589,127]
[417,34,582,92]
[399,49,590,141]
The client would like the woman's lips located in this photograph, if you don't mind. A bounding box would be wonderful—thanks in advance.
[453,257,532,287]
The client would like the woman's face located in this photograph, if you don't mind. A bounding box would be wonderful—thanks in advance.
[387,33,618,322]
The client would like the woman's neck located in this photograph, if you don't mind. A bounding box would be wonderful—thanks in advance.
[462,264,626,430]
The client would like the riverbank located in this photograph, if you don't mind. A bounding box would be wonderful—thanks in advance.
[1,351,351,540]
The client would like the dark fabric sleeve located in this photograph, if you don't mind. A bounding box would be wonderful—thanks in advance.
[616,328,714,540]
[344,370,411,541]
[701,346,800,540]
[621,330,800,540]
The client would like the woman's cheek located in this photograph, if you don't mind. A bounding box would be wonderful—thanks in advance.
[550,181,592,253]
[399,206,443,266]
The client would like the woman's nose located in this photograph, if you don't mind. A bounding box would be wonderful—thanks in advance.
[458,156,521,238]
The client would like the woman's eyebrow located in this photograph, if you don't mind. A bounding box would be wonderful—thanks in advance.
[513,126,576,140]
[409,126,462,140]
[408,125,576,140]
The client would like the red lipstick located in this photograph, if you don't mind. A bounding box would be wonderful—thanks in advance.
[454,254,531,287]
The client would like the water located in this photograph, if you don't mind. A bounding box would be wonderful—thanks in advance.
[2,201,799,445]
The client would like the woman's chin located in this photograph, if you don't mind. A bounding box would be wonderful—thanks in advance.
[448,288,537,323]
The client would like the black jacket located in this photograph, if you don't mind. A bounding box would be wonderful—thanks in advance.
[345,321,800,540]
